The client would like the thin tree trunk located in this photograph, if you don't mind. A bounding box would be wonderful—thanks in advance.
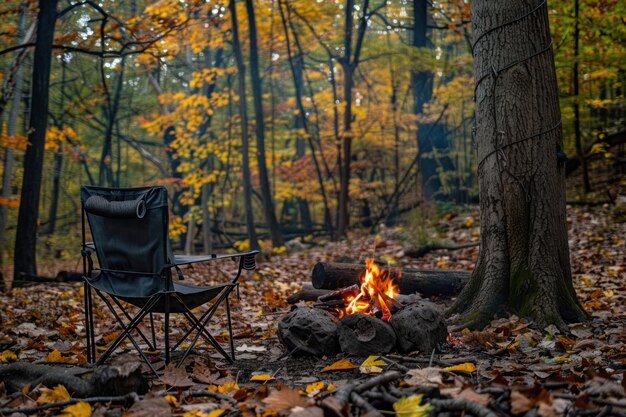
[229,0,259,251]
[278,0,331,231]
[244,0,284,247]
[43,55,67,237]
[573,0,590,193]
[201,183,212,254]
[99,57,125,187]
[336,0,356,238]
[13,0,59,286]
[449,0,587,330]
[0,0,27,287]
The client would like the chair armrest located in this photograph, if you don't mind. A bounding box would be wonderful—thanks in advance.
[168,250,259,267]
[84,242,96,250]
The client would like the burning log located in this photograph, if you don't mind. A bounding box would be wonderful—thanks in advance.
[312,262,470,297]
[312,299,346,310]
[337,313,397,356]
[317,284,360,302]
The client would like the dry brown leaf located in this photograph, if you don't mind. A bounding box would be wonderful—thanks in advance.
[159,363,194,388]
[289,406,324,417]
[262,387,310,412]
[510,391,535,414]
[126,395,172,417]
[405,367,442,387]
[456,388,491,406]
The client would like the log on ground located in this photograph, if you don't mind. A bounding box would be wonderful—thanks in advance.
[312,262,470,297]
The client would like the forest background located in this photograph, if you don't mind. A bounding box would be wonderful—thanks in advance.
[0,0,624,288]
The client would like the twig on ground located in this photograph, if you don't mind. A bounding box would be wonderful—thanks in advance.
[430,398,498,417]
[0,393,139,415]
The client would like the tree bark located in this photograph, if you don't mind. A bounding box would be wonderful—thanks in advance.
[572,0,590,193]
[0,0,27,288]
[411,0,454,199]
[448,0,587,330]
[312,262,470,297]
[13,0,59,286]
[229,0,259,251]
[244,0,284,247]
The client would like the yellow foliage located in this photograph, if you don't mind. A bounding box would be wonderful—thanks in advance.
[37,385,71,404]
[393,395,432,417]
[58,401,91,417]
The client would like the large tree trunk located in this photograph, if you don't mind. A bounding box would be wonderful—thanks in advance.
[229,0,259,251]
[449,0,587,330]
[13,0,59,286]
[244,0,284,248]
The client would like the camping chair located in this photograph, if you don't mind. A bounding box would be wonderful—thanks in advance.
[80,185,257,375]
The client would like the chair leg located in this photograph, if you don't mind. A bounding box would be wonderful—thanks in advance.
[150,312,157,348]
[164,294,171,364]
[87,286,96,362]
[109,297,156,351]
[95,292,161,376]
[226,295,235,361]
[83,282,92,364]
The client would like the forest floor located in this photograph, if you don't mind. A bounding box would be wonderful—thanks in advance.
[0,204,624,417]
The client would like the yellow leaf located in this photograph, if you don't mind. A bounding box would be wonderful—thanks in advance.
[208,382,239,393]
[183,410,225,417]
[359,365,383,374]
[360,355,386,367]
[320,358,357,372]
[443,362,476,373]
[250,374,275,382]
[393,395,432,417]
[305,382,325,394]
[164,394,178,405]
[58,401,91,417]
[47,349,76,364]
[0,350,17,362]
[327,383,336,391]
[603,290,614,298]
[37,385,71,404]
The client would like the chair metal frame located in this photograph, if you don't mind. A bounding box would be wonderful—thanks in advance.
[80,186,257,375]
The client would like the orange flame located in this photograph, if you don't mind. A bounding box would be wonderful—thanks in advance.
[345,258,399,320]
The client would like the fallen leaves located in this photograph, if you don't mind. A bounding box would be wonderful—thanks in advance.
[393,394,432,417]
[0,350,17,362]
[405,367,442,387]
[159,363,194,388]
[58,401,91,417]
[442,362,476,373]
[37,385,71,404]
[250,374,276,382]
[262,386,309,412]
[320,358,357,372]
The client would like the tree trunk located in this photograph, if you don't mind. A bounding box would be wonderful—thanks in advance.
[229,0,259,251]
[449,0,587,330]
[13,0,59,286]
[572,0,590,193]
[0,0,27,287]
[244,0,284,248]
[411,0,454,200]
[336,0,356,238]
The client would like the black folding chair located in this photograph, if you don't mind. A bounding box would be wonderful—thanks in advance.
[80,186,257,375]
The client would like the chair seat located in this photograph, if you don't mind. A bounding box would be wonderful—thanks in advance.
[86,272,229,313]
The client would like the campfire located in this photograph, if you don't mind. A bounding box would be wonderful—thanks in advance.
[313,258,403,320]
[345,258,400,320]
[278,259,448,357]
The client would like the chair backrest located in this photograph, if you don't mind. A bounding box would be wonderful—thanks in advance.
[81,186,170,279]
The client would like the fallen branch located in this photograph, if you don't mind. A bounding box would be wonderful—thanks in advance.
[0,393,139,415]
[430,398,498,417]
[405,241,478,258]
